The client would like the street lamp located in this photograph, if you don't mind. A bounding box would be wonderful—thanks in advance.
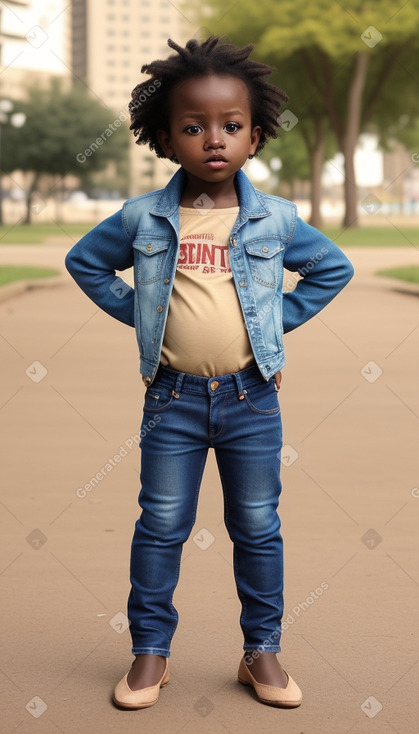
[0,99,26,225]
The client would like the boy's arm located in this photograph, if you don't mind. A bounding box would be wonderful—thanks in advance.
[65,209,135,327]
[282,217,354,333]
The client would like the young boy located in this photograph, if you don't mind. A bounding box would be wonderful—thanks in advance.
[65,37,354,710]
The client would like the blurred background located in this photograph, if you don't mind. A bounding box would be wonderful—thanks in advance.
[1,5,419,732]
[0,0,418,238]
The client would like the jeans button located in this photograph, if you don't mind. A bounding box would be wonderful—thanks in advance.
[210,380,219,391]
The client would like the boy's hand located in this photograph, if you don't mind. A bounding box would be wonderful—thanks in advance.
[274,370,282,391]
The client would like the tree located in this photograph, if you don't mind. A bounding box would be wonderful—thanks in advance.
[366,48,419,156]
[198,0,419,226]
[1,79,129,223]
[259,132,311,201]
[260,56,337,227]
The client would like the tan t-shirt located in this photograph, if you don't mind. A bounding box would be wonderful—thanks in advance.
[160,206,255,376]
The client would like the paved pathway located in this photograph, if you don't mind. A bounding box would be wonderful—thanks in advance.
[1,243,418,733]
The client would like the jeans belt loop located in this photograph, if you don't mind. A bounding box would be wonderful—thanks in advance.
[233,371,246,400]
[172,372,184,399]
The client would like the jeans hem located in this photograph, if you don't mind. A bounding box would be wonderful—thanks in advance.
[131,647,170,657]
[243,645,281,653]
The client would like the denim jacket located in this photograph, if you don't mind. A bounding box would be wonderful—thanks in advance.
[65,167,354,385]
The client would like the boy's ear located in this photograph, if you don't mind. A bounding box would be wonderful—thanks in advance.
[250,125,262,155]
[157,129,174,159]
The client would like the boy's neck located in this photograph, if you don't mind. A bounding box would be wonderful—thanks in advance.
[180,172,239,208]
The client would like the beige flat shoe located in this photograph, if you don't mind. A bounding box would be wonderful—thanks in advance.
[112,658,170,709]
[238,656,302,708]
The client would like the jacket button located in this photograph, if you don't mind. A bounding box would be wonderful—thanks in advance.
[239,280,247,287]
[156,305,163,313]
[147,243,153,251]
[262,246,269,253]
[231,238,238,247]
[164,278,170,283]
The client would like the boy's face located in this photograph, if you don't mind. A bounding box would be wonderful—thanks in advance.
[157,74,261,189]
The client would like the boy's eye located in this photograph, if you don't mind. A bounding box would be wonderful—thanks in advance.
[185,124,202,135]
[224,122,241,133]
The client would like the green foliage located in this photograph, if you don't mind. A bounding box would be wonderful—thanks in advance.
[366,42,419,152]
[322,227,419,247]
[201,0,419,137]
[205,0,419,57]
[0,222,91,245]
[0,265,60,286]
[259,134,310,186]
[376,265,419,282]
[196,0,419,224]
[1,78,129,179]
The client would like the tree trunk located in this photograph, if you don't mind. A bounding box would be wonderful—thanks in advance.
[342,52,369,227]
[0,171,4,226]
[24,173,40,224]
[53,175,66,223]
[308,118,325,229]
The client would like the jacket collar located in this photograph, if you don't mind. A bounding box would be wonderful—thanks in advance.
[150,166,271,220]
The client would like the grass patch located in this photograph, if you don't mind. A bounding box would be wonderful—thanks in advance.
[0,265,60,287]
[321,227,419,248]
[376,265,419,284]
[0,222,91,245]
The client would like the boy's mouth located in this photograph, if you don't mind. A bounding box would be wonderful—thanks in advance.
[204,155,228,169]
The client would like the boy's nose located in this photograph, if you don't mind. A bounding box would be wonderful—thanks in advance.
[204,130,225,149]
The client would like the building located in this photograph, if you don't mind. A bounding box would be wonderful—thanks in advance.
[0,0,70,99]
[71,0,191,195]
[0,1,71,215]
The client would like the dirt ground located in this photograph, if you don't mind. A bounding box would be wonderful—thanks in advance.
[1,242,419,733]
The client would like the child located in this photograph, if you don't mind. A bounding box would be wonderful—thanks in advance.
[65,37,354,710]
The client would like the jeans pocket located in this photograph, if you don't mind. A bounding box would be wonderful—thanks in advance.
[243,380,280,415]
[133,236,171,285]
[143,385,174,412]
[244,238,285,289]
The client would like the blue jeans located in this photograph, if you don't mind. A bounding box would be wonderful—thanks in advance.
[127,363,284,657]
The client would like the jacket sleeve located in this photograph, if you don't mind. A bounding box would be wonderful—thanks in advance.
[282,217,354,333]
[64,209,135,327]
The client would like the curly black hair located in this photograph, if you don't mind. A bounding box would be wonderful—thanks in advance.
[129,36,288,158]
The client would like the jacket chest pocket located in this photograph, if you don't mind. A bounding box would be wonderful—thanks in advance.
[133,236,171,285]
[244,238,285,288]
